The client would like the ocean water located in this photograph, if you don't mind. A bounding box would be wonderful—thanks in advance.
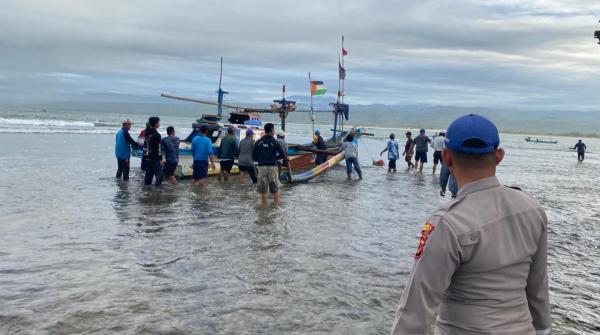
[0,108,599,334]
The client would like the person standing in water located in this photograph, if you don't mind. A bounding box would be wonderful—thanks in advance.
[571,139,587,162]
[218,127,239,182]
[238,129,257,184]
[380,133,400,174]
[413,129,432,173]
[114,119,142,180]
[161,126,180,185]
[343,132,362,180]
[313,129,328,165]
[390,114,550,335]
[276,131,289,174]
[431,131,445,175]
[253,123,287,205]
[144,116,163,187]
[191,125,216,188]
[402,131,415,169]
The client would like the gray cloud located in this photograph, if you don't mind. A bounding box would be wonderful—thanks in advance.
[2,0,600,110]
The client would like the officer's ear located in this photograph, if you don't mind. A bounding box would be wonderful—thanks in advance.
[494,148,505,166]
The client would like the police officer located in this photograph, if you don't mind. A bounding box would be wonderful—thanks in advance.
[390,114,551,335]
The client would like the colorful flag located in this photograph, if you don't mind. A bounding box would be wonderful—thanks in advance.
[342,48,348,56]
[310,81,327,95]
[339,63,346,80]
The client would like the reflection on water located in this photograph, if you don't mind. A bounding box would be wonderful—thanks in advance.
[0,132,599,334]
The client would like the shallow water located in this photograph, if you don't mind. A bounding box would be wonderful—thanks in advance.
[0,128,599,334]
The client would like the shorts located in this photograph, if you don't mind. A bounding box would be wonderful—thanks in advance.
[193,160,209,180]
[238,165,255,173]
[257,166,280,194]
[388,159,397,170]
[405,153,413,162]
[433,151,443,164]
[415,151,427,163]
[163,161,178,177]
[220,159,234,173]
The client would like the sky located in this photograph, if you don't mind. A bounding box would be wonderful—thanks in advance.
[2,0,600,111]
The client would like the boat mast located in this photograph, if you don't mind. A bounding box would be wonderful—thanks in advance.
[309,71,315,134]
[217,56,228,116]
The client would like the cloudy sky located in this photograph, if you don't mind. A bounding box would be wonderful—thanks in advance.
[2,0,600,110]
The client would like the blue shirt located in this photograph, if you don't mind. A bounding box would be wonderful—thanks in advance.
[192,135,213,161]
[387,140,399,160]
[161,136,180,163]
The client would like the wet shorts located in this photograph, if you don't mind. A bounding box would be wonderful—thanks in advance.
[220,159,234,173]
[238,165,255,173]
[163,161,178,177]
[433,151,443,164]
[405,153,413,162]
[257,166,280,194]
[388,159,397,170]
[415,151,427,163]
[193,160,209,180]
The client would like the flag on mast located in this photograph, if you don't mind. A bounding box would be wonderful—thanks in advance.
[310,81,327,96]
[342,48,348,56]
[338,62,346,80]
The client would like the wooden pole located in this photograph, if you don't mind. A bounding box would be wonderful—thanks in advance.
[309,72,314,134]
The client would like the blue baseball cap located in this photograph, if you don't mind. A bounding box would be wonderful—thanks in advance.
[315,129,321,135]
[445,114,500,154]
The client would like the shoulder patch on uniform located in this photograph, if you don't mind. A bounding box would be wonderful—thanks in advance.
[415,222,436,259]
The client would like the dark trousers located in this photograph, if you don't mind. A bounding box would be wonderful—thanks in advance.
[578,152,585,162]
[144,160,163,186]
[116,158,130,180]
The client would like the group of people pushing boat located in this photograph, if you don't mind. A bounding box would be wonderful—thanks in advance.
[114,116,365,204]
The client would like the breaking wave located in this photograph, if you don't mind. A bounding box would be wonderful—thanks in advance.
[0,117,117,134]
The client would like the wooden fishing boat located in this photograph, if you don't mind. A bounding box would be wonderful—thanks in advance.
[525,137,558,144]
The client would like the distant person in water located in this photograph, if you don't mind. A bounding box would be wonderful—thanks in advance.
[402,131,415,169]
[277,131,289,173]
[161,126,180,185]
[238,129,257,184]
[253,123,287,204]
[144,116,163,187]
[191,125,216,187]
[413,128,432,172]
[571,139,587,162]
[313,129,328,165]
[114,118,142,180]
[218,127,239,182]
[343,133,362,180]
[431,131,445,175]
[380,133,400,174]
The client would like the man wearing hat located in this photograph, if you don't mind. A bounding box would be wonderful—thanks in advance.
[413,128,432,172]
[313,129,328,166]
[391,114,551,334]
[114,118,142,180]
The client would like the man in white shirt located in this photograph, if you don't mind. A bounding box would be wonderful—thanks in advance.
[431,131,446,175]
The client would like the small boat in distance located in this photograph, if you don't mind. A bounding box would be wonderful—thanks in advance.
[525,137,558,144]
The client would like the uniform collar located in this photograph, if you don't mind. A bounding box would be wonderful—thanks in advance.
[457,176,500,197]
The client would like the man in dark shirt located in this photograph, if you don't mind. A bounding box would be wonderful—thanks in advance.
[571,140,587,162]
[402,131,415,169]
[144,116,163,187]
[161,126,180,185]
[313,129,328,165]
[413,128,432,172]
[252,123,287,205]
